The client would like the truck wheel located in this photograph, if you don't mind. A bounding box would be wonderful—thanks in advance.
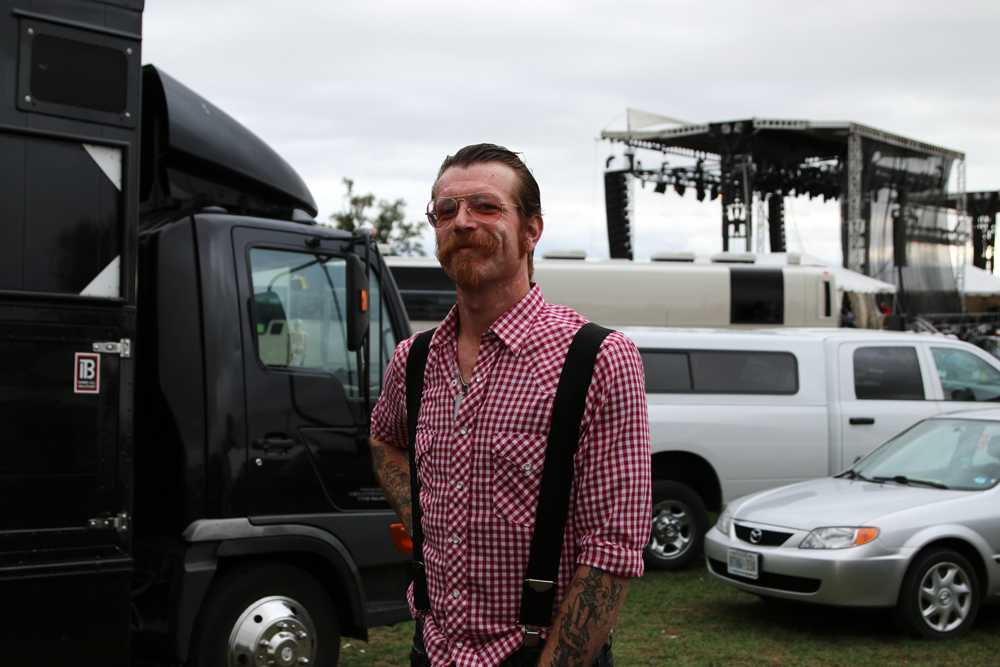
[189,562,340,667]
[644,480,709,571]
[893,548,979,640]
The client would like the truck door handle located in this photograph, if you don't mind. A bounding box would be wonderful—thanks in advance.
[849,417,875,425]
[252,438,295,453]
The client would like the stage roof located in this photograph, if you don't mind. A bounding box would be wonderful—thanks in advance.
[601,117,965,163]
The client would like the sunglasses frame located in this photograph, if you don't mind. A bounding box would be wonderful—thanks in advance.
[425,192,518,228]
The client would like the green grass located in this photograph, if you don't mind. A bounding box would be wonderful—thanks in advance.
[338,561,1000,666]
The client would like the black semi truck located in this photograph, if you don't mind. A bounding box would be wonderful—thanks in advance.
[0,1,413,664]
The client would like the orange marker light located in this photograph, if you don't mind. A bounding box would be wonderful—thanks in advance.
[360,289,369,312]
[390,523,412,554]
[855,527,879,546]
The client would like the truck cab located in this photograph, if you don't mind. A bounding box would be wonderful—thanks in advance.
[0,3,412,664]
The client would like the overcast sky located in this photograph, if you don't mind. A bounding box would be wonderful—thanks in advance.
[142,0,1000,268]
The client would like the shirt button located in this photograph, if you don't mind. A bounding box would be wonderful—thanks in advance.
[452,589,461,598]
[459,427,467,435]
[476,376,483,382]
[455,641,464,648]
[523,463,532,471]
[452,535,460,544]
[450,379,457,387]
[455,482,463,490]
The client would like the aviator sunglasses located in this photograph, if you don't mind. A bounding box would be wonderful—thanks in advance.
[425,192,518,228]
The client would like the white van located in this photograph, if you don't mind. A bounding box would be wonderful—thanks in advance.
[622,326,1000,571]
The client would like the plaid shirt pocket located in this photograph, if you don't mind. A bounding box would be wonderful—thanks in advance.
[491,432,548,526]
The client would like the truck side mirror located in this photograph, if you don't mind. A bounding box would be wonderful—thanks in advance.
[346,253,370,352]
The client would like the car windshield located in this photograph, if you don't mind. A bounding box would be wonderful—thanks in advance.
[853,419,1000,491]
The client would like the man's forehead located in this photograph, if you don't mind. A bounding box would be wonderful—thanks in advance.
[436,162,516,196]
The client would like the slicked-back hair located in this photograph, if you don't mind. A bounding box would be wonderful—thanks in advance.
[432,144,542,278]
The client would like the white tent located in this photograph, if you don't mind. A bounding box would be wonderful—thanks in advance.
[963,264,1000,296]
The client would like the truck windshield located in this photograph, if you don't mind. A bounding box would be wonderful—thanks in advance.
[249,248,397,396]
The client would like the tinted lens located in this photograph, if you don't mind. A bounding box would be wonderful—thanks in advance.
[427,198,460,227]
[467,193,504,222]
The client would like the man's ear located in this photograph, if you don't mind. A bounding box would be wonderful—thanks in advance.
[524,214,543,253]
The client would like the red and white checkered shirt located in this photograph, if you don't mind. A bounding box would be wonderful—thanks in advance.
[370,285,651,667]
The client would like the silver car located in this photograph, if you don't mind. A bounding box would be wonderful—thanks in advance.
[704,408,1000,640]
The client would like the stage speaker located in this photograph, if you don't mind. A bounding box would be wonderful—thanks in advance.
[893,209,907,267]
[604,170,633,260]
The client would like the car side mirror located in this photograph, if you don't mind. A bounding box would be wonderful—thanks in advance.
[346,253,370,352]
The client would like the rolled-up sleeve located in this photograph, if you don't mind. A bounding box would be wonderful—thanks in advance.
[572,332,651,578]
[370,335,414,451]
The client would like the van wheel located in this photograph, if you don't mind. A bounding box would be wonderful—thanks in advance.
[893,548,979,640]
[189,562,340,667]
[644,481,709,571]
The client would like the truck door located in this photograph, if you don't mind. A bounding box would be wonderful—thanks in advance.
[233,228,398,518]
[837,341,940,469]
[0,319,132,663]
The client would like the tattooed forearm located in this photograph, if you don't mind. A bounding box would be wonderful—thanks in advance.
[538,566,631,667]
[370,438,413,534]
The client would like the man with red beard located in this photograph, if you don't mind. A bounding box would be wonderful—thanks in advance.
[370,144,650,667]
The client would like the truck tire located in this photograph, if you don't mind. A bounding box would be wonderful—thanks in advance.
[893,548,979,640]
[189,561,340,667]
[644,480,709,571]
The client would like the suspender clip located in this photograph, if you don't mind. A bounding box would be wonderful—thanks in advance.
[526,578,554,592]
[519,625,542,647]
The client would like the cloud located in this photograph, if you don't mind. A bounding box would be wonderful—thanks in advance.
[142,0,1000,264]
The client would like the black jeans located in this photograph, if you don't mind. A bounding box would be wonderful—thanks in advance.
[410,625,613,667]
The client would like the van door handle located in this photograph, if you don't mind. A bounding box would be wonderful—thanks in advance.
[849,417,875,425]
[252,438,295,454]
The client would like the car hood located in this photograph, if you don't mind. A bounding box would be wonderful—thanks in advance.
[731,477,970,530]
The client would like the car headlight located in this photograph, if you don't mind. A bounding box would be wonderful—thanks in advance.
[799,526,879,549]
[716,506,733,535]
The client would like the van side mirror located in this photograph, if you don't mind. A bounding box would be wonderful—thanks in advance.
[346,253,370,352]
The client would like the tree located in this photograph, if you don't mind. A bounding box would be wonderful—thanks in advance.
[330,178,425,256]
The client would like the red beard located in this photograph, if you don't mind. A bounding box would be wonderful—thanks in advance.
[436,232,501,290]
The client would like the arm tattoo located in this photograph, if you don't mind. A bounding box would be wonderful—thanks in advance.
[548,568,626,667]
[370,440,412,532]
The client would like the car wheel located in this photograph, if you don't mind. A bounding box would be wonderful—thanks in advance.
[893,548,980,640]
[189,561,340,667]
[644,480,709,571]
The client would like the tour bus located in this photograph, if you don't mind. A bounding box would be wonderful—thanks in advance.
[385,252,837,331]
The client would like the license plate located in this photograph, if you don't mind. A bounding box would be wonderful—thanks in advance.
[727,548,759,580]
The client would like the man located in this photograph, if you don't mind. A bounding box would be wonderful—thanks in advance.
[370,144,651,667]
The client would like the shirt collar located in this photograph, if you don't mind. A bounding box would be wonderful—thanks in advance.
[430,284,544,356]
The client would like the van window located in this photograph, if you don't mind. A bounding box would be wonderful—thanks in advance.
[853,347,924,400]
[931,347,1000,402]
[248,248,397,396]
[640,350,798,394]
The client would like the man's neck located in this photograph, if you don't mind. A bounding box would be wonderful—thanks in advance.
[455,278,531,343]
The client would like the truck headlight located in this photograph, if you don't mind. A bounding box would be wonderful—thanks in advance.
[799,526,879,549]
[716,506,733,536]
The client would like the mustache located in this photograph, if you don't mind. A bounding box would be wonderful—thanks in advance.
[436,232,501,262]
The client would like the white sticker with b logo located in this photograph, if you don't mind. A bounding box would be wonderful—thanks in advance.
[74,352,100,394]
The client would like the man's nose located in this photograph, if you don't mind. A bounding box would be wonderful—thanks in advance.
[452,201,479,231]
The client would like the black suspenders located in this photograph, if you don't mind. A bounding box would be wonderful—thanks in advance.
[405,322,612,642]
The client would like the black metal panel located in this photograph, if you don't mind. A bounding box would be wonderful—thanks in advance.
[730,267,783,325]
[0,134,121,294]
[17,14,140,127]
[767,195,786,253]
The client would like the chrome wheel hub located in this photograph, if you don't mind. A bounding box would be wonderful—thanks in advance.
[229,596,316,667]
[648,501,692,559]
